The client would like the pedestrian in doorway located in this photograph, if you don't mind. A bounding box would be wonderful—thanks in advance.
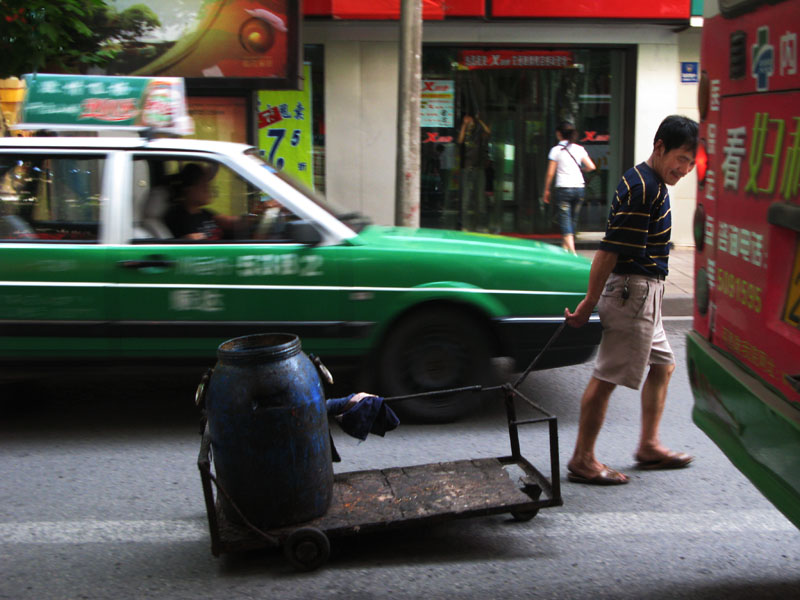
[564,114,698,485]
[543,121,596,254]
[457,113,490,231]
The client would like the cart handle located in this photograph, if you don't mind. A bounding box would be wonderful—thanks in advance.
[511,320,567,389]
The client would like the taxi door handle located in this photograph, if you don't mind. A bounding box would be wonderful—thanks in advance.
[117,255,176,270]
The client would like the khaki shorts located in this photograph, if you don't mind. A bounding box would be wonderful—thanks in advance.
[592,273,675,390]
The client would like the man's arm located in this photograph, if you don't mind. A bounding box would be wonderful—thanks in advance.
[457,115,472,144]
[564,249,618,328]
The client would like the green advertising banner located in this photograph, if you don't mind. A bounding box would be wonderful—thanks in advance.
[20,74,193,135]
[257,64,314,188]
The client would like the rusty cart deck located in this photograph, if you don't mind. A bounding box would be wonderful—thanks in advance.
[197,382,563,571]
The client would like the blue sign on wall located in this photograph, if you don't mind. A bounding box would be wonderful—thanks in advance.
[681,62,699,83]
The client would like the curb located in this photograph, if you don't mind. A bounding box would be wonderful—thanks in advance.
[662,294,693,317]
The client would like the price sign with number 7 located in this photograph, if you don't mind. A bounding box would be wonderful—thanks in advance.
[257,64,315,189]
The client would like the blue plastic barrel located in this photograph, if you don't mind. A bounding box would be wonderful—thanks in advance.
[205,333,333,529]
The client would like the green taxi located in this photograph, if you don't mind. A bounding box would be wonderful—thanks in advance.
[0,134,600,421]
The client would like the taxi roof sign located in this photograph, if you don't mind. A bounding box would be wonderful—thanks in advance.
[15,74,194,136]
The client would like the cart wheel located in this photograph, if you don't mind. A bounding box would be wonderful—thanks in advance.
[283,527,330,571]
[510,508,540,522]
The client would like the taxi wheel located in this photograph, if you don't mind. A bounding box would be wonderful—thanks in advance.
[378,308,491,423]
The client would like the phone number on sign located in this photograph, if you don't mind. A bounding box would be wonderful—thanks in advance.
[717,267,762,314]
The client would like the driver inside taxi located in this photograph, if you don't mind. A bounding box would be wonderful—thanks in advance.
[164,162,239,240]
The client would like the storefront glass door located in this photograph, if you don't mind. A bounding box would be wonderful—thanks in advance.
[421,46,630,236]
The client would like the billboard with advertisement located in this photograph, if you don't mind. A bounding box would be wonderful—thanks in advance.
[104,0,300,90]
[257,64,315,189]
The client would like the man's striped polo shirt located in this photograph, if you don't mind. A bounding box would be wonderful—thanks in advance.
[599,161,670,278]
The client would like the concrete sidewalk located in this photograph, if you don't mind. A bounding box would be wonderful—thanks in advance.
[575,245,695,317]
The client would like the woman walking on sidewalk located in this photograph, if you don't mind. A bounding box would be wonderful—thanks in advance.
[543,121,596,255]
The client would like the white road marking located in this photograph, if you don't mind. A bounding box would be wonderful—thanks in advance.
[0,509,793,545]
[0,519,208,544]
[533,508,796,536]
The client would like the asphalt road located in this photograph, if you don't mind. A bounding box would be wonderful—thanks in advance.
[1,320,798,599]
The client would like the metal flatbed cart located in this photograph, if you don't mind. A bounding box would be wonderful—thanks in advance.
[197,383,561,571]
[197,324,566,571]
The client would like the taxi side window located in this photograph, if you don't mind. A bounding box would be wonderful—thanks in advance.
[0,154,103,242]
[131,157,301,243]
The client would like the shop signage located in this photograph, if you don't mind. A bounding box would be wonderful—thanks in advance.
[19,74,193,135]
[305,0,691,20]
[458,50,574,70]
[681,62,700,83]
[490,0,691,19]
[304,0,456,19]
[421,80,455,128]
[257,64,315,189]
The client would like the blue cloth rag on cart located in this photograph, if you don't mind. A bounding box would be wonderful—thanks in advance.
[326,394,400,441]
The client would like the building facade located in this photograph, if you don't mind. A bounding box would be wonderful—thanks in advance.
[4,1,702,245]
[303,2,702,244]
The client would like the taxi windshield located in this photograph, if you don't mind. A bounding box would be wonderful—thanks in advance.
[244,149,370,232]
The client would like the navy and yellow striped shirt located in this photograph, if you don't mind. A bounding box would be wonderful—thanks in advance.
[599,162,671,278]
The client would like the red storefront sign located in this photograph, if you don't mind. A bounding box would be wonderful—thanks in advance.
[304,0,691,20]
[303,0,484,19]
[458,50,574,70]
[490,0,691,19]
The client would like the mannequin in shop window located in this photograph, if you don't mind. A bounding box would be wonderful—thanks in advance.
[457,113,491,231]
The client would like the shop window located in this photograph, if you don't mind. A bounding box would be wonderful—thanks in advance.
[421,46,628,236]
[187,97,249,144]
[306,45,326,194]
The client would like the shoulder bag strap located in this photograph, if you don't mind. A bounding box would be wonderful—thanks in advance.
[561,144,585,183]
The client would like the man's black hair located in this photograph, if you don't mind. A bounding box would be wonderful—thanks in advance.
[179,163,208,188]
[654,115,699,154]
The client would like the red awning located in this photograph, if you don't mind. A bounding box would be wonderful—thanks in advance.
[304,0,486,20]
[490,0,692,19]
[304,0,691,20]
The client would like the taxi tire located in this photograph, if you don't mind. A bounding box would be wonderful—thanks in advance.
[378,308,490,423]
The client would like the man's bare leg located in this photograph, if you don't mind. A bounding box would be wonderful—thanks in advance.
[635,363,692,465]
[635,358,693,469]
[568,376,623,478]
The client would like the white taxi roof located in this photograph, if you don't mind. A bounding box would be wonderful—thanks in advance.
[0,135,253,155]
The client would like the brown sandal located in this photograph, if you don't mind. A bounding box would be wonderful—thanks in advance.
[634,451,693,470]
[567,465,629,485]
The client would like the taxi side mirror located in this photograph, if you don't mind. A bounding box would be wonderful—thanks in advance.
[285,220,323,245]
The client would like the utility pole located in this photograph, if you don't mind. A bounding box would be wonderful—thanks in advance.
[394,0,422,227]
